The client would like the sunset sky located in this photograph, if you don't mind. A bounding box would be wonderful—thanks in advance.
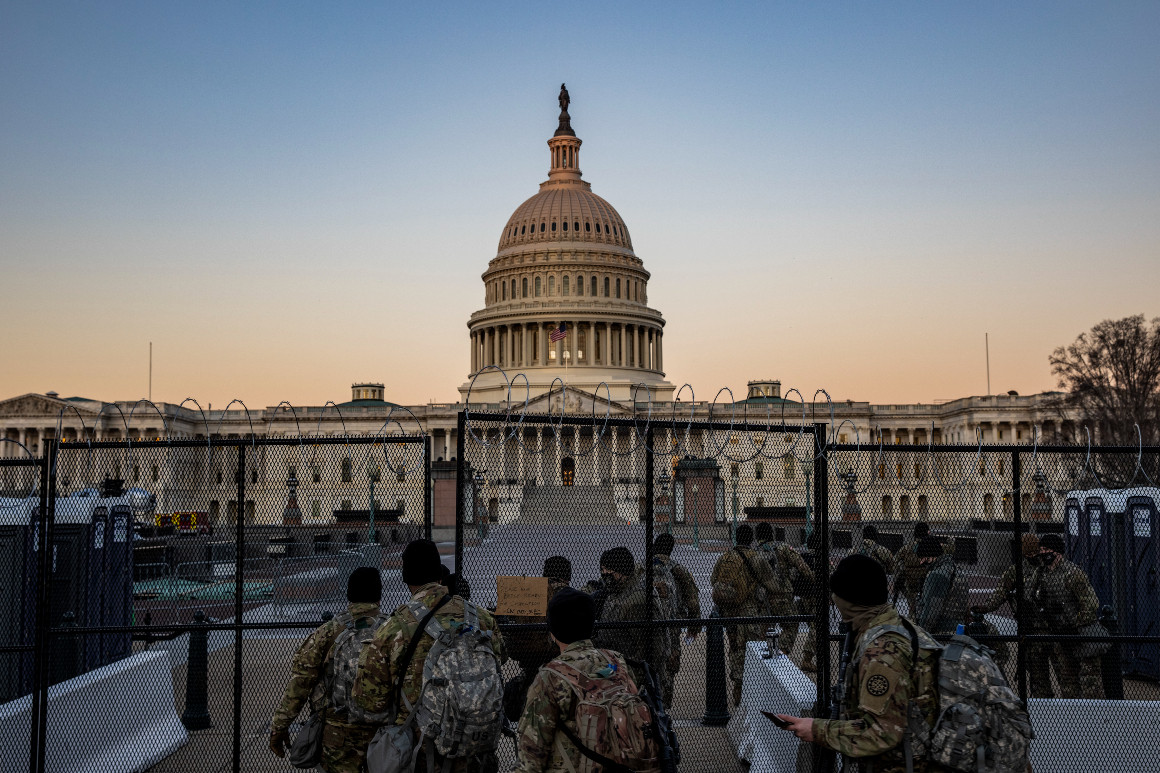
[2,2,1158,409]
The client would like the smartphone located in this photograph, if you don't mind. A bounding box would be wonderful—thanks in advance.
[760,710,792,729]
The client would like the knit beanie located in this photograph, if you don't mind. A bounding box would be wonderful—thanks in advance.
[1039,533,1065,554]
[548,587,597,644]
[347,567,382,603]
[1020,533,1041,559]
[916,536,945,558]
[600,547,635,577]
[401,539,444,585]
[829,554,888,606]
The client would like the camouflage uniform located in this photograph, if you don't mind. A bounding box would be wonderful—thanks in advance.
[594,566,671,699]
[352,583,506,772]
[513,640,657,773]
[813,607,941,773]
[710,546,779,703]
[916,554,968,635]
[856,539,897,576]
[797,545,825,670]
[757,539,814,656]
[1032,557,1103,699]
[894,539,930,618]
[655,554,699,702]
[983,560,1049,694]
[270,600,383,773]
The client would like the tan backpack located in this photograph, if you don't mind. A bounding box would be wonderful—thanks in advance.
[545,651,661,773]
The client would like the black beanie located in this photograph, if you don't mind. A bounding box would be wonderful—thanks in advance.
[548,587,596,644]
[402,539,444,585]
[543,555,573,583]
[654,534,676,556]
[735,524,754,546]
[830,555,888,605]
[347,567,382,603]
[600,547,635,577]
[916,536,944,558]
[755,523,774,542]
[1039,533,1065,554]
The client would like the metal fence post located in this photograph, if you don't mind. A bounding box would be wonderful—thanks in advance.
[30,438,56,773]
[232,443,246,773]
[182,610,212,730]
[812,425,830,724]
[424,435,433,541]
[1011,449,1027,703]
[455,411,466,577]
[51,611,80,685]
[1099,605,1124,700]
[644,424,655,668]
[702,608,729,726]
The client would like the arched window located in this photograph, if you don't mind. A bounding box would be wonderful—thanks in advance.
[511,279,516,299]
[755,462,764,480]
[522,278,528,297]
[562,221,568,231]
[521,225,526,234]
[595,223,602,233]
[535,276,541,297]
[983,493,995,518]
[551,221,557,232]
[502,283,506,300]
[576,275,583,295]
[604,277,610,297]
[540,222,545,232]
[615,278,621,298]
[585,222,591,232]
[591,276,597,296]
[341,457,352,483]
[562,275,569,295]
[574,221,579,231]
[882,495,894,519]
[918,495,929,518]
[548,276,555,295]
[900,495,911,519]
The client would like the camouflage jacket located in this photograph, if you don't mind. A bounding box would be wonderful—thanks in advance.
[513,640,635,773]
[503,579,571,673]
[1032,557,1099,632]
[658,554,702,636]
[710,546,780,613]
[814,607,940,772]
[757,540,814,602]
[982,560,1041,624]
[271,600,382,733]
[916,554,968,635]
[594,566,670,674]
[856,540,897,576]
[352,583,506,720]
[896,539,930,593]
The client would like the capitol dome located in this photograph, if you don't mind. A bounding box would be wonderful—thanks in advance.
[459,87,674,405]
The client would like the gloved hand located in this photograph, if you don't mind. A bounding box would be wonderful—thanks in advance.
[269,729,290,758]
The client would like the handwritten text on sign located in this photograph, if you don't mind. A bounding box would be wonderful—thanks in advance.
[495,576,549,617]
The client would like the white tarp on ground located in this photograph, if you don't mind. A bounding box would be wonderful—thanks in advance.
[0,650,187,773]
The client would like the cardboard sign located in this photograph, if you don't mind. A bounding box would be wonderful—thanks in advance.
[495,576,549,617]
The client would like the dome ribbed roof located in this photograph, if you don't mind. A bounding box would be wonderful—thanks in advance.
[498,187,632,251]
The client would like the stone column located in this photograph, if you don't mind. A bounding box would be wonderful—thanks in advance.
[541,323,550,366]
[569,321,578,367]
[604,322,612,365]
[618,325,626,368]
[657,331,663,372]
[470,331,476,371]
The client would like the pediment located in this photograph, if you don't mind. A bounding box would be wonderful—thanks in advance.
[521,387,631,417]
[0,393,97,418]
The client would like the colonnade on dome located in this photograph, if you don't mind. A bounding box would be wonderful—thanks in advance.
[469,320,663,373]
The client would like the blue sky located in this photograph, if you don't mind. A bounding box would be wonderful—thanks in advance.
[2,1,1158,407]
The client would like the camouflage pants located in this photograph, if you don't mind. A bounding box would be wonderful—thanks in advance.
[664,639,680,705]
[798,597,817,668]
[1053,645,1103,699]
[414,745,499,773]
[726,622,765,704]
[1024,641,1055,698]
[320,721,377,773]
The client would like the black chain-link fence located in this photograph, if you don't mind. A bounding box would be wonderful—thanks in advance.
[6,416,1160,772]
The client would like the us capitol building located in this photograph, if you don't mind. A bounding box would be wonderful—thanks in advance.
[0,89,1077,525]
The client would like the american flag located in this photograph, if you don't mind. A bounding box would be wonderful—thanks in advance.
[549,323,568,343]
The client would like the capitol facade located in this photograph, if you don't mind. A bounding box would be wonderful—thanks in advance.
[0,91,1078,525]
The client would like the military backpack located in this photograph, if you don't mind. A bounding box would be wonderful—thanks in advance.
[326,610,393,725]
[546,650,661,773]
[411,599,504,759]
[859,620,1033,773]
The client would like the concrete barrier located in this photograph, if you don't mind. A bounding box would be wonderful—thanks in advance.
[1028,698,1160,772]
[0,650,187,773]
[728,641,814,773]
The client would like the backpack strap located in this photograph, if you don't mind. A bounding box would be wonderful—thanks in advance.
[393,594,451,716]
[734,548,778,601]
[555,721,635,773]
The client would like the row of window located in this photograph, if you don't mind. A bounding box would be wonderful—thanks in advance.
[491,274,643,303]
[506,219,625,241]
[212,461,407,485]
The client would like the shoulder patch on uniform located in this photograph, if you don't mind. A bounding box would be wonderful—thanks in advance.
[858,662,896,715]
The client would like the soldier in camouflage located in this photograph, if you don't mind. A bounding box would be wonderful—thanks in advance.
[502,556,574,720]
[796,529,827,672]
[710,524,780,704]
[976,534,1048,693]
[515,588,656,773]
[654,533,701,702]
[855,525,897,576]
[893,522,931,617]
[755,522,814,663]
[1033,533,1103,699]
[269,567,385,773]
[778,555,943,773]
[591,546,672,699]
[352,540,507,773]
[915,536,968,635]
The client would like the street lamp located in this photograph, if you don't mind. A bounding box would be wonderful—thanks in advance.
[365,462,379,544]
[691,482,700,550]
[474,471,486,542]
[840,467,862,521]
[659,470,672,535]
[799,459,813,539]
[731,475,739,545]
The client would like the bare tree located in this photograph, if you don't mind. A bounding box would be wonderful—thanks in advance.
[1049,314,1160,454]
